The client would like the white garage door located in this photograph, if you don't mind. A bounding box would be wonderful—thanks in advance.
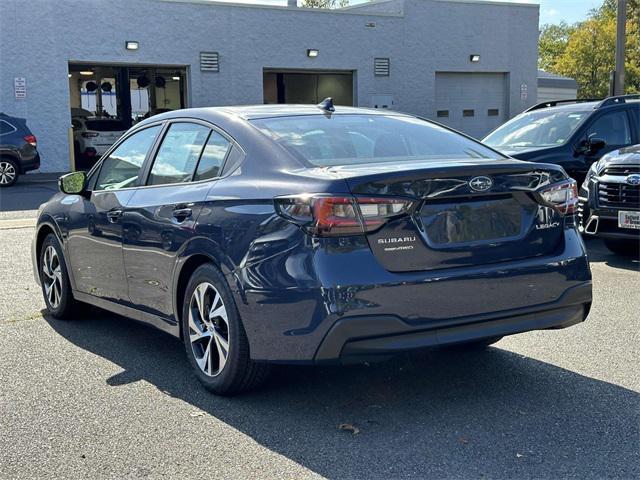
[434,72,508,139]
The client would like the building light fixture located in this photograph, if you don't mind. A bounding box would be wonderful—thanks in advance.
[470,54,481,62]
[125,41,139,51]
[307,49,319,58]
[79,71,94,76]
[172,76,181,81]
[68,73,72,78]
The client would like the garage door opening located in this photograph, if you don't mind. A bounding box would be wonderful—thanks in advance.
[68,62,188,170]
[263,70,354,106]
[434,72,508,139]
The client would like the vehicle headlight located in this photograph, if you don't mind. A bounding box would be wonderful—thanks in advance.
[583,158,605,186]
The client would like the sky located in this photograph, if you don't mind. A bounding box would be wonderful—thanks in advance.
[200,0,603,26]
[515,0,603,26]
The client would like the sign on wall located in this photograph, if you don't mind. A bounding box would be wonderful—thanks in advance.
[14,77,26,100]
[520,83,528,101]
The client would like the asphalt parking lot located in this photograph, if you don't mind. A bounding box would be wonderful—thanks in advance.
[0,182,638,479]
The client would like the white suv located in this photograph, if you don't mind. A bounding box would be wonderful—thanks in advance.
[72,110,126,168]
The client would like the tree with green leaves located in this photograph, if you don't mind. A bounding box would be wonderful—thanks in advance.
[539,0,639,98]
[538,22,575,71]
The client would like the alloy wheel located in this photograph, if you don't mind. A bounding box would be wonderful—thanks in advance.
[42,245,63,309]
[188,282,230,377]
[0,161,16,185]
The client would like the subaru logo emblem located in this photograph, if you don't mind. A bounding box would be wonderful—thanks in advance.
[626,174,640,186]
[469,176,493,192]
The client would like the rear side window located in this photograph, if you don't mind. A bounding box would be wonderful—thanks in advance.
[586,111,632,146]
[84,120,127,132]
[251,115,500,167]
[95,125,161,190]
[0,120,16,135]
[148,123,210,186]
[194,131,231,181]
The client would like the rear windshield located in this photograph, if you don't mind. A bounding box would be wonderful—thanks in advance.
[251,115,501,167]
[85,119,127,132]
[483,109,589,149]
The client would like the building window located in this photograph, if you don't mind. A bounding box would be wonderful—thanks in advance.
[463,109,474,117]
[374,58,390,76]
[437,110,449,118]
[488,108,499,116]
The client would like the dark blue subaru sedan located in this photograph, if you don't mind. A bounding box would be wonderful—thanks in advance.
[32,101,592,394]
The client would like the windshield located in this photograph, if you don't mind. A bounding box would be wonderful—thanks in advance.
[483,109,589,149]
[251,114,502,167]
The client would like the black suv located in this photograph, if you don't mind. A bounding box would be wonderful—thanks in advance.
[0,113,40,187]
[578,144,640,255]
[483,95,640,184]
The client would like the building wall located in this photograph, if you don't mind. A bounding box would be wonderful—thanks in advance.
[537,86,579,103]
[0,0,539,173]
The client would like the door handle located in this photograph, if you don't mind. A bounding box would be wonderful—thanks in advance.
[107,209,123,223]
[172,207,193,221]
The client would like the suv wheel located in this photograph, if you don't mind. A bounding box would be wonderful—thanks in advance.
[182,264,270,395]
[0,158,19,187]
[40,233,82,319]
[604,238,639,257]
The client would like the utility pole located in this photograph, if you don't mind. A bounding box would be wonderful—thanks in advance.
[614,0,627,95]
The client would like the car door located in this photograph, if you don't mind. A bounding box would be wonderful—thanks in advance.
[578,108,634,170]
[65,124,163,302]
[122,120,233,319]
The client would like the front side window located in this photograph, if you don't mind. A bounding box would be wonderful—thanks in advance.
[148,123,210,185]
[251,114,500,167]
[194,131,231,181]
[95,125,161,191]
[483,109,589,149]
[586,110,632,146]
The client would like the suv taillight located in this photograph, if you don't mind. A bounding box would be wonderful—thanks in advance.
[538,180,578,215]
[24,134,37,147]
[274,195,414,236]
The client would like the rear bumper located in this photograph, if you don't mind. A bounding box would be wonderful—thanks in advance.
[233,228,592,363]
[20,153,40,173]
[316,282,590,363]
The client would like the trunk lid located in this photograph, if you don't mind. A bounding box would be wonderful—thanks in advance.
[334,158,567,272]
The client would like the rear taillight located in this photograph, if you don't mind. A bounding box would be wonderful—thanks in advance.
[538,180,578,215]
[274,195,414,236]
[81,132,99,138]
[24,134,37,147]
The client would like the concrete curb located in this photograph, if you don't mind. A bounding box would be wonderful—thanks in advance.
[19,173,67,185]
[0,218,37,230]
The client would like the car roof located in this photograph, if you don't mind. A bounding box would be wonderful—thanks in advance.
[150,104,409,122]
[525,102,600,114]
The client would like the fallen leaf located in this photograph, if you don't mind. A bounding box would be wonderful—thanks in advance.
[338,423,360,435]
[516,453,524,458]
[459,437,469,444]
[190,411,206,417]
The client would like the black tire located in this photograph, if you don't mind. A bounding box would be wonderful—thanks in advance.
[0,157,19,187]
[446,336,503,351]
[39,233,81,319]
[181,263,270,395]
[604,238,640,257]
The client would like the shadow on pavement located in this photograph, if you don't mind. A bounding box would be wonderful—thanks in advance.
[584,238,640,272]
[44,310,638,479]
[0,180,59,212]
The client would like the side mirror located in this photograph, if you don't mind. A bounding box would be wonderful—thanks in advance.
[59,171,87,195]
[588,137,606,153]
[576,136,606,156]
